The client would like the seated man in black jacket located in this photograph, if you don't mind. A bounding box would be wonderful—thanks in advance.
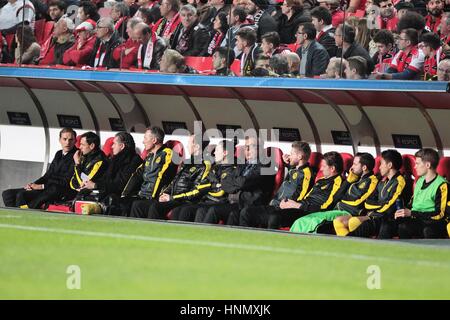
[89,17,123,69]
[121,126,177,217]
[134,133,212,219]
[170,139,238,222]
[70,132,108,193]
[2,127,78,209]
[78,132,142,210]
[236,141,314,228]
[196,134,274,225]
[169,4,210,56]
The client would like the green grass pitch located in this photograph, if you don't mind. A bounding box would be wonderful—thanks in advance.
[0,208,449,299]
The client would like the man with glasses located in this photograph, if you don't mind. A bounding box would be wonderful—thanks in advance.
[374,0,398,31]
[375,28,425,80]
[89,17,122,69]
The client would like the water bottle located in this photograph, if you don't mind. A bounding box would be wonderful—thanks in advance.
[395,198,404,211]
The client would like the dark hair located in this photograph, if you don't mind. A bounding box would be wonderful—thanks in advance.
[381,149,403,171]
[251,0,269,10]
[140,23,152,36]
[310,6,332,26]
[355,152,375,172]
[373,29,394,46]
[299,22,317,40]
[115,132,136,153]
[232,6,247,23]
[81,132,100,149]
[347,56,368,78]
[236,26,257,46]
[15,25,36,51]
[415,148,440,169]
[59,127,77,139]
[420,32,441,50]
[269,54,289,75]
[397,11,426,33]
[373,0,391,6]
[323,151,344,174]
[214,46,235,67]
[48,0,67,12]
[338,24,355,44]
[401,28,419,46]
[261,31,280,48]
[215,12,229,34]
[292,141,311,160]
[138,7,159,24]
[146,126,165,144]
[166,0,181,13]
[250,68,270,76]
[80,1,99,21]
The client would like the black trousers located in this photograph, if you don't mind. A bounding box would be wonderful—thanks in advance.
[239,205,309,229]
[129,198,157,218]
[171,203,214,222]
[199,203,240,225]
[147,201,184,220]
[2,186,73,209]
[396,217,448,239]
[348,217,403,239]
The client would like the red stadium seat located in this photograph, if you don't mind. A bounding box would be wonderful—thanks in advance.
[102,137,114,157]
[5,34,14,52]
[437,156,450,181]
[308,152,323,174]
[287,43,300,52]
[34,19,54,45]
[340,152,354,173]
[184,56,214,74]
[266,147,285,197]
[373,155,382,176]
[401,154,417,180]
[75,135,81,149]
[230,59,241,76]
[140,148,148,159]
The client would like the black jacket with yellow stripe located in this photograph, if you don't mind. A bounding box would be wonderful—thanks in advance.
[199,164,238,203]
[270,163,314,209]
[122,144,177,199]
[162,158,212,202]
[364,172,406,219]
[70,149,108,190]
[334,171,379,215]
[299,174,344,213]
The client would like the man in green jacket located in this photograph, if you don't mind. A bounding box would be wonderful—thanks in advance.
[393,148,448,238]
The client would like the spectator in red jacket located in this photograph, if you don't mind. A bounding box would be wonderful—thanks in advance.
[112,17,143,69]
[63,19,97,67]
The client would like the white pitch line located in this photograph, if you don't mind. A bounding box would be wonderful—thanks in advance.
[0,223,449,269]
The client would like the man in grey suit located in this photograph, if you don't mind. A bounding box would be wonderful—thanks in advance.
[295,22,330,77]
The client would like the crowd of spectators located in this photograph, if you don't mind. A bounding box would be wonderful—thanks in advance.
[1,0,450,80]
